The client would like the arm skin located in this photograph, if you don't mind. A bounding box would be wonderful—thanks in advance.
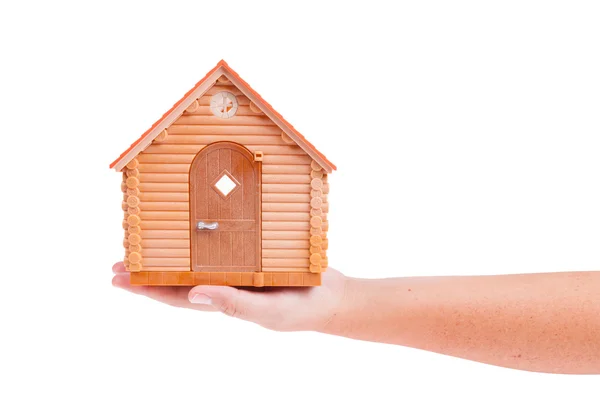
[112,263,600,374]
[323,271,600,374]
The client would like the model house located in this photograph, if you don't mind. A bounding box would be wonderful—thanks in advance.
[110,60,335,286]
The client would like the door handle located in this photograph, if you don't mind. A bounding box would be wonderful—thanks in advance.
[197,221,219,230]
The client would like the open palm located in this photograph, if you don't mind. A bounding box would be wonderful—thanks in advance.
[112,262,347,332]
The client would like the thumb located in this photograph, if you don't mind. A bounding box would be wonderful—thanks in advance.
[188,285,268,322]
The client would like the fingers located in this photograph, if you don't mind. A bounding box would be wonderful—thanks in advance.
[111,266,216,312]
[188,285,272,323]
[113,262,126,273]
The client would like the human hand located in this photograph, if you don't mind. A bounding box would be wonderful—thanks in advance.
[112,262,348,332]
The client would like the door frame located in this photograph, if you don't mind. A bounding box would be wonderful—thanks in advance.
[188,141,262,272]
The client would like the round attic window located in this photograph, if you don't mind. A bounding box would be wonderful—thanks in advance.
[210,91,238,118]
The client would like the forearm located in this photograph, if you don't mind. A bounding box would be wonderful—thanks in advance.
[320,271,600,374]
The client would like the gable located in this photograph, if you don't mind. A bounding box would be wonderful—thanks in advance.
[136,78,310,166]
[110,60,336,173]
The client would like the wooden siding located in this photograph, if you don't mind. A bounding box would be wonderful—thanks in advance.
[133,80,327,273]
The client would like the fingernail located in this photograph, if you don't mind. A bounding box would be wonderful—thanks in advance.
[190,293,212,305]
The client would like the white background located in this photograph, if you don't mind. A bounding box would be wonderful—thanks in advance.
[1,1,599,399]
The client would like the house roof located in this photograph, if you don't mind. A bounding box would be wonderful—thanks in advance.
[109,60,336,173]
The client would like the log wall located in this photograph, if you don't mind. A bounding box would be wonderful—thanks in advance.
[126,78,329,273]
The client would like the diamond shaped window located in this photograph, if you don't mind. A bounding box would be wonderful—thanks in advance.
[212,170,240,199]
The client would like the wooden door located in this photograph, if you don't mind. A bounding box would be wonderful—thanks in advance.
[189,142,261,271]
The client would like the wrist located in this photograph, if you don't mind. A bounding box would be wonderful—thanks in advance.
[317,275,362,336]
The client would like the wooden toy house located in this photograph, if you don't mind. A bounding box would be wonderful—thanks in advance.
[110,60,335,287]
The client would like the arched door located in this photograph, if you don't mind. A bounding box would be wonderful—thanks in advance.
[189,142,261,271]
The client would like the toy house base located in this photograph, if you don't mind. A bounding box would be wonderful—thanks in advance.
[130,271,322,287]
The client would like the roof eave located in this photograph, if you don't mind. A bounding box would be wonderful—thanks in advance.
[221,70,334,173]
[111,65,226,171]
